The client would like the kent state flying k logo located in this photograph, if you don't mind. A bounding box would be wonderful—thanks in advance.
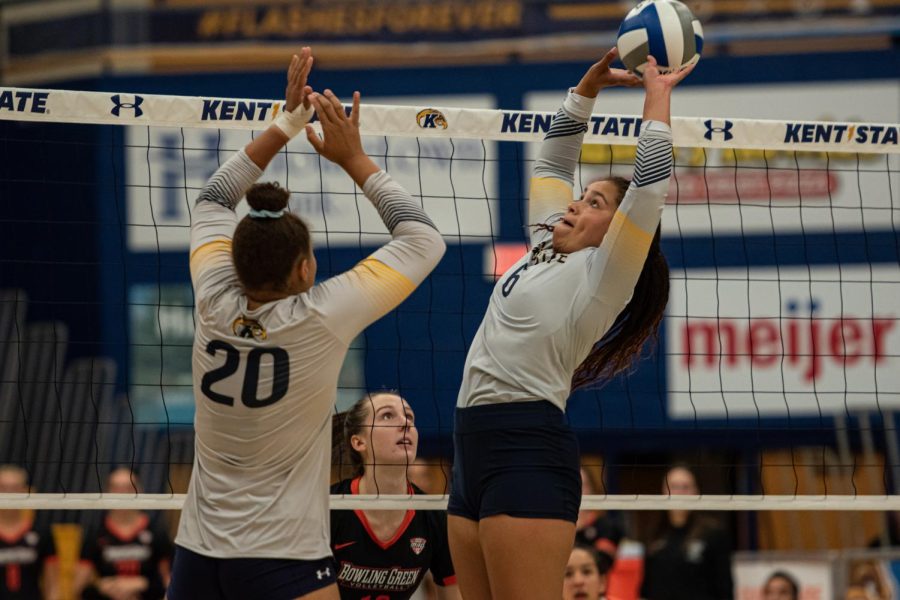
[232,317,267,340]
[416,108,448,129]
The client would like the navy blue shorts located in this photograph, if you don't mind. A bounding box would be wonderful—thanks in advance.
[448,400,581,523]
[167,545,337,600]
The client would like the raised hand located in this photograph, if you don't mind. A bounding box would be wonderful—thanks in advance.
[285,47,314,113]
[643,55,695,95]
[574,47,642,98]
[641,55,694,125]
[305,90,380,187]
[305,90,362,166]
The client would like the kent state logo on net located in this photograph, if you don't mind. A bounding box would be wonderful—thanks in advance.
[110,94,144,118]
[703,119,734,142]
[417,108,448,130]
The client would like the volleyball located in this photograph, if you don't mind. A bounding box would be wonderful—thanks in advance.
[616,0,704,76]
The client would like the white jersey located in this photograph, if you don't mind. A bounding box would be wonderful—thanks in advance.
[177,150,445,560]
[457,90,673,411]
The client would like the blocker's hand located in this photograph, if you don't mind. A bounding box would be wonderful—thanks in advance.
[574,47,642,98]
[285,47,314,114]
[643,54,695,94]
[305,90,364,168]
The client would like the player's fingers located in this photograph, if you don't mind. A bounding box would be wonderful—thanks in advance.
[315,91,338,122]
[308,94,333,128]
[598,46,618,68]
[299,48,313,78]
[673,61,696,82]
[305,125,324,152]
[288,54,300,82]
[323,89,346,121]
[301,85,313,109]
[350,91,360,127]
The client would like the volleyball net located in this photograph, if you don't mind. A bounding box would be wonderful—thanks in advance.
[0,87,898,512]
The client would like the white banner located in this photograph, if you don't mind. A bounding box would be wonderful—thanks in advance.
[1,87,898,152]
[667,264,900,419]
[125,94,498,251]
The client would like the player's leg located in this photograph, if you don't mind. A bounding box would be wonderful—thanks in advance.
[448,514,492,600]
[468,401,581,599]
[479,515,575,600]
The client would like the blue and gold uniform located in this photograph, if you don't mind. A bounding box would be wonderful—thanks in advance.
[175,149,445,565]
[451,88,673,522]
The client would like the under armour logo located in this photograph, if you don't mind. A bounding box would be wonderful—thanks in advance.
[110,94,144,117]
[316,568,331,580]
[703,119,734,141]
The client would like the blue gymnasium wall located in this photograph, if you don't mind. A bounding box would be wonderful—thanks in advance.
[2,49,898,457]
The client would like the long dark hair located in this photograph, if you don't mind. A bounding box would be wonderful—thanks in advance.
[232,182,311,292]
[571,176,669,390]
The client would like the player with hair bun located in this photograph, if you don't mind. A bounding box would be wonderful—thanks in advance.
[167,48,446,600]
[447,48,694,600]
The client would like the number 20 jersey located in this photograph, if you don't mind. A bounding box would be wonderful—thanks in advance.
[176,150,444,561]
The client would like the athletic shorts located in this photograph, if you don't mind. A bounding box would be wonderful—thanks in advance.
[167,545,337,600]
[448,400,581,523]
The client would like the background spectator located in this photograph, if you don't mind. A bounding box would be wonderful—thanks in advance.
[640,465,733,600]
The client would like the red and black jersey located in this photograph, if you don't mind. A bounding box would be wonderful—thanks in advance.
[0,516,53,600]
[330,478,456,600]
[81,513,173,600]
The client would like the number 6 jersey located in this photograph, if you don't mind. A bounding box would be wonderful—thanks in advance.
[456,90,673,412]
[176,149,445,561]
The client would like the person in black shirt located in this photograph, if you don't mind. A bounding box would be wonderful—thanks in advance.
[80,468,173,600]
[331,392,459,600]
[640,465,733,600]
[0,466,55,600]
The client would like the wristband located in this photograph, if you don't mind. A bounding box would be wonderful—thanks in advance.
[273,104,315,139]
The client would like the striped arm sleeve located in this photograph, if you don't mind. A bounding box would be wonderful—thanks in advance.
[195,149,263,210]
[632,124,674,187]
[363,170,437,232]
[580,120,672,331]
[529,89,596,246]
[190,149,262,302]
[310,171,446,343]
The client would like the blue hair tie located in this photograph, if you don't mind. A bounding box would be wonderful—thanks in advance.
[248,208,286,219]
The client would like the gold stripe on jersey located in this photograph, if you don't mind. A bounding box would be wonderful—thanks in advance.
[603,210,654,276]
[189,240,232,279]
[352,257,416,310]
[530,176,573,217]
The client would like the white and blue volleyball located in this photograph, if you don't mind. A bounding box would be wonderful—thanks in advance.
[616,0,703,76]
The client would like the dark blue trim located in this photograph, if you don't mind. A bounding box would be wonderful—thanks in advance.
[643,4,671,68]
